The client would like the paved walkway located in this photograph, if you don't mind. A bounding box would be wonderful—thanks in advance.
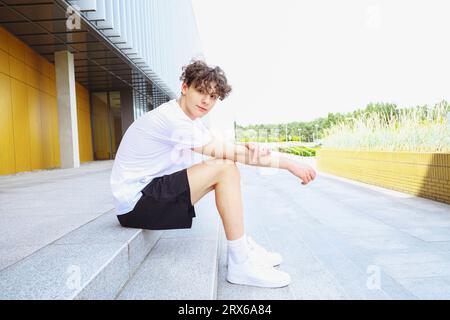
[218,156,450,299]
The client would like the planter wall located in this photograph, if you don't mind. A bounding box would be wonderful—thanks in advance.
[316,149,450,205]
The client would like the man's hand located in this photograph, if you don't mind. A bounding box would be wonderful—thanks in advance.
[243,142,271,164]
[288,161,317,185]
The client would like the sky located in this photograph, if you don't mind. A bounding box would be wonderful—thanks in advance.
[191,0,450,128]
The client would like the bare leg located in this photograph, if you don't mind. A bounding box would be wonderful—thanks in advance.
[187,159,244,240]
[187,159,291,288]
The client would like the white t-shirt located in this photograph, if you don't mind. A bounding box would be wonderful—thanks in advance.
[110,99,213,215]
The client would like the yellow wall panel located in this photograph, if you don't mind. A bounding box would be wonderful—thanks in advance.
[76,83,93,163]
[77,107,84,161]
[28,87,43,170]
[79,106,93,162]
[50,96,60,168]
[113,116,122,155]
[26,65,40,89]
[84,110,93,162]
[78,98,88,112]
[0,49,9,75]
[36,55,49,76]
[48,64,55,81]
[11,79,31,172]
[7,33,26,62]
[0,73,15,175]
[0,27,9,52]
[76,83,89,102]
[9,56,27,82]
[77,99,84,160]
[40,59,53,79]
[24,46,40,71]
[39,93,54,169]
[111,116,116,156]
[49,77,56,96]
[39,74,51,95]
[92,94,110,160]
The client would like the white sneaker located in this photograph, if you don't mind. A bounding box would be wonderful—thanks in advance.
[246,236,283,267]
[226,247,291,288]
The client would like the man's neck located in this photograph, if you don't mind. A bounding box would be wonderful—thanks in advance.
[176,96,196,120]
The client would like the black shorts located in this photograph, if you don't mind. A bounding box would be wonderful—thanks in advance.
[117,168,196,230]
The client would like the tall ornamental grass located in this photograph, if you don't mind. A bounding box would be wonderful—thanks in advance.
[321,101,450,153]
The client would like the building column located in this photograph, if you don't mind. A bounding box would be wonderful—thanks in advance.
[120,88,134,134]
[54,51,80,169]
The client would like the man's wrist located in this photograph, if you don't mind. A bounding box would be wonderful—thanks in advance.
[256,152,295,171]
[279,156,295,171]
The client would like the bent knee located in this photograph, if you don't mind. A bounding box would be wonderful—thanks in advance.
[205,158,239,177]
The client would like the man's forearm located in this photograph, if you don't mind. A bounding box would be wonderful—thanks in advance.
[234,150,294,171]
[223,143,294,171]
[201,140,294,171]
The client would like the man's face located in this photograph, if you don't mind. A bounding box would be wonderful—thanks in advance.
[181,82,218,119]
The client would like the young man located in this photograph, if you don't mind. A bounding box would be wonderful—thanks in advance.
[111,60,317,288]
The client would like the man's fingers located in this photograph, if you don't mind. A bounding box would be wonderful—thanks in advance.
[302,171,316,185]
[301,175,309,185]
[304,169,315,182]
[294,164,316,185]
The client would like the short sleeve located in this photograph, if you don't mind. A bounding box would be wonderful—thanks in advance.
[168,119,213,150]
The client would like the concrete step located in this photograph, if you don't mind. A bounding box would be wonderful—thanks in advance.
[116,192,221,300]
[0,161,115,271]
[0,210,162,300]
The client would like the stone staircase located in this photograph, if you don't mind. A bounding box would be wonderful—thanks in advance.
[0,192,220,300]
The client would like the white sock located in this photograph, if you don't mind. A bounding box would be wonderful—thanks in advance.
[227,233,249,264]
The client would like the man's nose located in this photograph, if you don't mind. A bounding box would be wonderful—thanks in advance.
[201,95,211,105]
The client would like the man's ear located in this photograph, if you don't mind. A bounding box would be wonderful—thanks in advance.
[181,82,188,95]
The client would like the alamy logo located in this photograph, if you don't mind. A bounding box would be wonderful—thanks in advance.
[66,5,81,31]
[366,5,382,30]
[366,265,381,290]
[66,265,82,291]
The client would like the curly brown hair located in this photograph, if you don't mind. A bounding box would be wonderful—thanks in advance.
[180,60,232,101]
